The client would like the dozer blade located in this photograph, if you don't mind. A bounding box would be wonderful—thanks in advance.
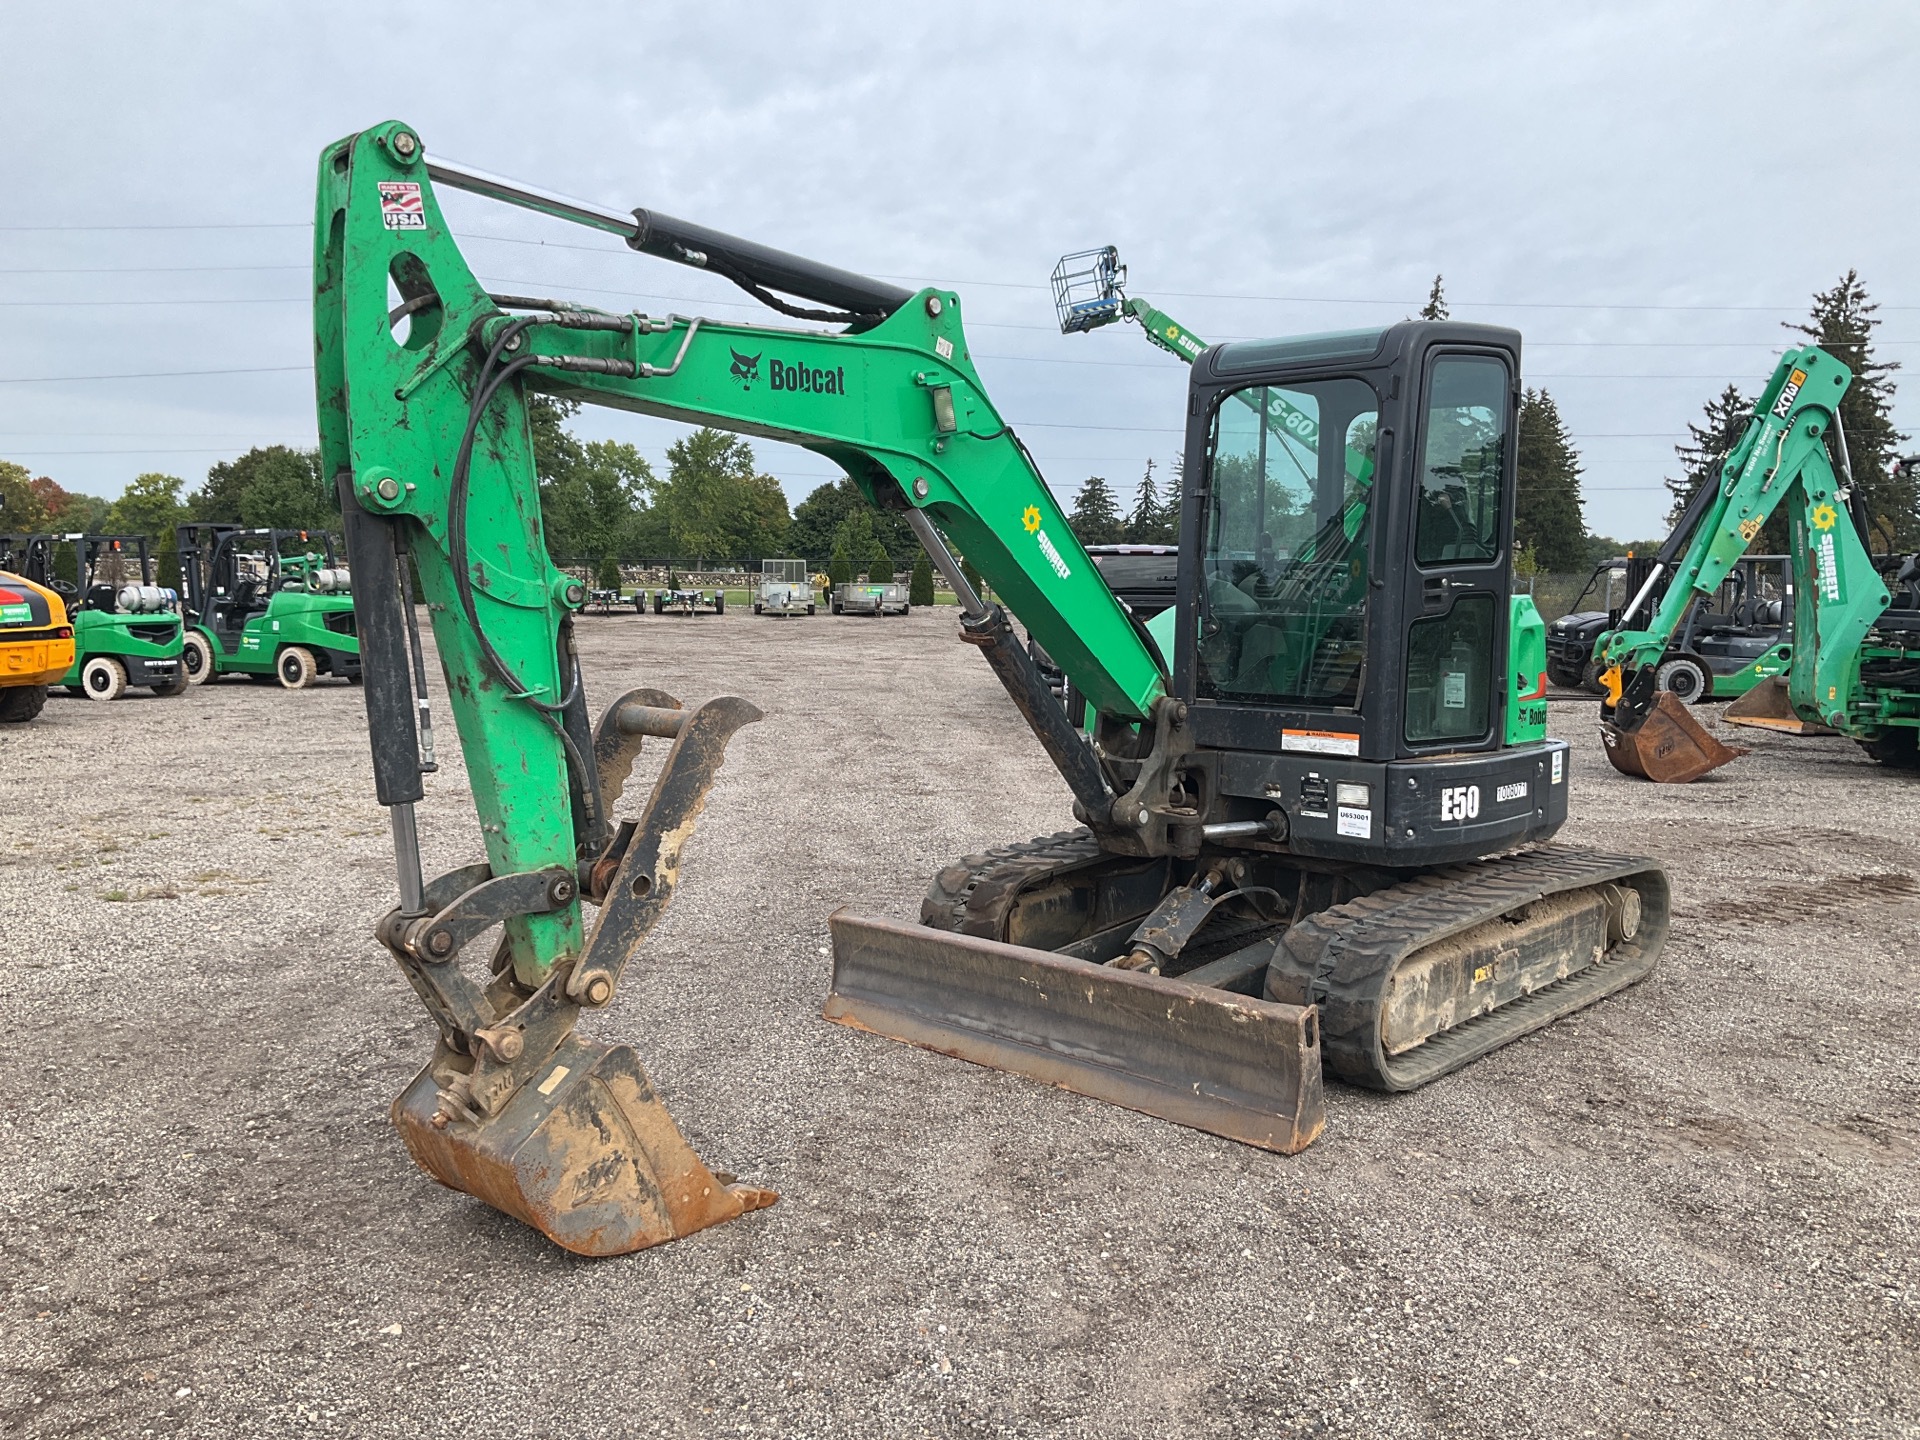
[1723,676,1836,735]
[1600,689,1748,782]
[394,1036,776,1258]
[824,909,1325,1153]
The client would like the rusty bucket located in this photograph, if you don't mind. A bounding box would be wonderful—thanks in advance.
[393,1036,776,1257]
[1724,677,1835,736]
[1600,690,1748,783]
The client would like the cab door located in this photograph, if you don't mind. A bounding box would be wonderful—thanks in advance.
[1401,351,1516,753]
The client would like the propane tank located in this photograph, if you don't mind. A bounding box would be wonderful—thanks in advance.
[307,567,352,594]
[116,584,172,613]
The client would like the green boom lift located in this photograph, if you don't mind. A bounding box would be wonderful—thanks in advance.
[0,533,186,701]
[1595,347,1920,780]
[177,524,361,688]
[319,123,1668,1256]
[1051,245,1551,744]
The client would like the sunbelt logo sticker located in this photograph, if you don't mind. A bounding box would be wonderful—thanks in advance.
[1022,505,1071,580]
[0,602,29,624]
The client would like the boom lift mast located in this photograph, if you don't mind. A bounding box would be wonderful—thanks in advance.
[319,123,1667,1256]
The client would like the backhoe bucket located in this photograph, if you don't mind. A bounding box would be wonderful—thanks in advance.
[1724,676,1835,735]
[824,910,1325,1152]
[1600,690,1748,783]
[393,1036,776,1257]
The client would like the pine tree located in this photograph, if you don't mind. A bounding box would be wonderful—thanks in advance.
[597,555,622,591]
[1514,388,1587,571]
[1419,275,1449,321]
[1791,271,1912,549]
[1160,459,1184,538]
[1126,460,1173,543]
[909,552,935,605]
[868,539,894,584]
[1666,384,1755,533]
[827,540,851,589]
[1068,475,1124,545]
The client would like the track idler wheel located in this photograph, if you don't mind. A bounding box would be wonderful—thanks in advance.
[1600,669,1746,783]
[393,1037,775,1257]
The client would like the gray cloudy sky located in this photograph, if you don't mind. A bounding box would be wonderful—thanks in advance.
[3,1,1916,542]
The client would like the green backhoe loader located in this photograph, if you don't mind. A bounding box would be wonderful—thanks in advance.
[176,524,361,688]
[0,533,186,701]
[1595,348,1920,780]
[319,123,1668,1256]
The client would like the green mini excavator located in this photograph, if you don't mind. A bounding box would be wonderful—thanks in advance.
[318,122,1668,1256]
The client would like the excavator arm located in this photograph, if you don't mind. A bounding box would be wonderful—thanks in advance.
[315,121,1172,1253]
[1595,346,1892,780]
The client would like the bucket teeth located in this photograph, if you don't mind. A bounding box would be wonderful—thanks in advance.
[393,1037,775,1257]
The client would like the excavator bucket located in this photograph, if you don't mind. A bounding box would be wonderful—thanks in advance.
[1601,690,1748,783]
[824,911,1326,1152]
[393,1037,776,1257]
[1724,676,1836,735]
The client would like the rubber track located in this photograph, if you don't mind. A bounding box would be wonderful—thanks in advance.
[921,828,1106,937]
[1268,845,1667,1092]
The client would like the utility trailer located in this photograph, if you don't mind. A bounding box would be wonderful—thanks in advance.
[753,559,816,616]
[582,588,629,615]
[652,587,724,615]
[0,533,186,701]
[832,581,910,615]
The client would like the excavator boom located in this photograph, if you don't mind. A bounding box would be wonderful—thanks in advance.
[317,122,1195,1253]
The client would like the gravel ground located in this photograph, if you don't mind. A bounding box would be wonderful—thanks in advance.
[0,608,1915,1439]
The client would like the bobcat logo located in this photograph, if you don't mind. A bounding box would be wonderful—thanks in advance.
[729,348,762,390]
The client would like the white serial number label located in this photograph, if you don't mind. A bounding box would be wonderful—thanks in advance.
[1336,806,1372,839]
[1495,781,1528,803]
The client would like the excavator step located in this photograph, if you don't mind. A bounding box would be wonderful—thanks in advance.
[1265,846,1668,1090]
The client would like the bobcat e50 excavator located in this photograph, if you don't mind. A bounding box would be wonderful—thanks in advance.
[1595,347,1920,781]
[318,121,1668,1256]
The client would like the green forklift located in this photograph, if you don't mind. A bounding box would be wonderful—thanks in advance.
[177,524,361,688]
[0,533,186,700]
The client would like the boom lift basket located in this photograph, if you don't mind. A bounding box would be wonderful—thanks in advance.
[1051,246,1127,334]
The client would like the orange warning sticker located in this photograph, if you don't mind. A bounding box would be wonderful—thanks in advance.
[1282,728,1360,757]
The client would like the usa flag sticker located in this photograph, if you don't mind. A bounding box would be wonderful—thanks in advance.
[378,181,425,230]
